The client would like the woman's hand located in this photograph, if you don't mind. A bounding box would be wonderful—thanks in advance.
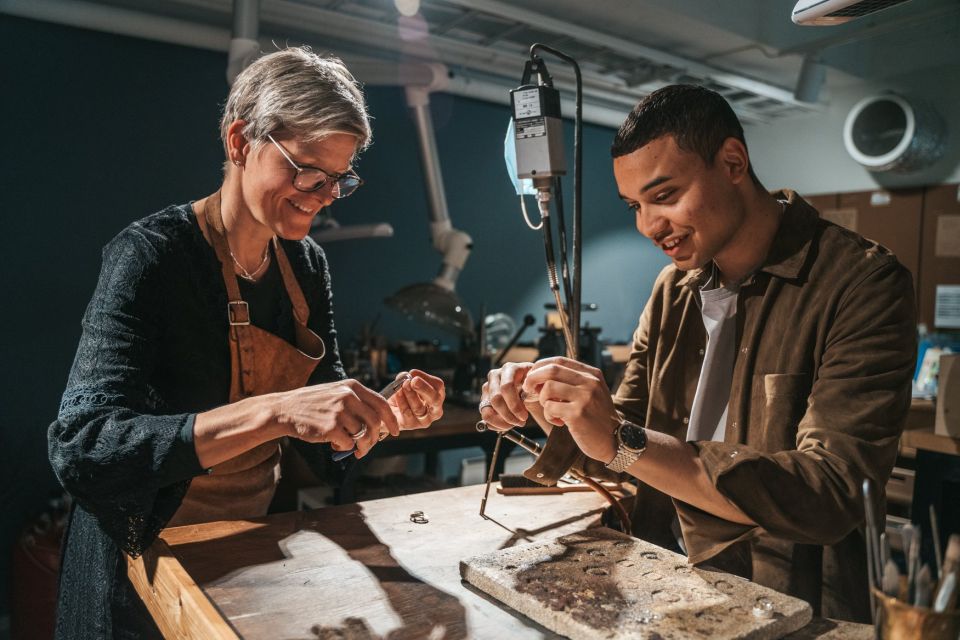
[388,369,445,430]
[274,379,398,459]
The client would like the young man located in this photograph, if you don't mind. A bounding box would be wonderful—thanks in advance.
[480,85,916,622]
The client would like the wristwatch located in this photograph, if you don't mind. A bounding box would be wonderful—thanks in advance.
[605,420,647,473]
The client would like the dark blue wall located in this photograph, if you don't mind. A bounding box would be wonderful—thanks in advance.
[0,15,228,618]
[0,13,668,615]
[326,88,669,346]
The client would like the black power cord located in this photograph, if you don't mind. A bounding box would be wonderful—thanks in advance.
[529,43,583,359]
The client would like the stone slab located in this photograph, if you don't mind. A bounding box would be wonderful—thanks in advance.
[783,618,873,640]
[461,527,813,640]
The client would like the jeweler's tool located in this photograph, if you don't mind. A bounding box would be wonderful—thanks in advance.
[476,420,631,534]
[332,373,411,462]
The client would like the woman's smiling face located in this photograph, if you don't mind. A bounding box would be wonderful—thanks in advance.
[237,130,359,241]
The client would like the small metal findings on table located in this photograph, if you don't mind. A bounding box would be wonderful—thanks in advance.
[637,610,662,625]
[752,597,775,619]
[409,510,429,524]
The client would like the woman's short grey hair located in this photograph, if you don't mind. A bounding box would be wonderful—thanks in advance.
[220,46,372,158]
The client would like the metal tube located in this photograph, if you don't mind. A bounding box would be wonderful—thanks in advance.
[500,429,543,457]
[476,421,543,456]
[479,433,503,518]
[1,0,230,52]
[227,0,259,85]
[232,0,258,39]
[0,1,632,127]
[407,89,452,227]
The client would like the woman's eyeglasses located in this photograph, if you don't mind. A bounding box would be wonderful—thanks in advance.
[266,133,363,198]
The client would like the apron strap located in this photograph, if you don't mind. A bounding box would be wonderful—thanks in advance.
[272,237,312,327]
[197,191,312,327]
[196,192,251,325]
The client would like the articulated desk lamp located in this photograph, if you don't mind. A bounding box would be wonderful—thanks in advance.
[478,44,631,534]
[384,86,474,336]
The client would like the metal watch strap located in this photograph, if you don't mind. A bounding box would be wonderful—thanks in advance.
[606,448,641,473]
[605,422,645,473]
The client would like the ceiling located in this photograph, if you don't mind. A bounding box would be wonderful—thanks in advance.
[4,0,958,125]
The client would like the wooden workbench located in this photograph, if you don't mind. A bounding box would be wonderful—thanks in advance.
[901,398,960,456]
[128,485,872,639]
[128,485,609,639]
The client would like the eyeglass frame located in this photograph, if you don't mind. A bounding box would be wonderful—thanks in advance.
[265,133,364,198]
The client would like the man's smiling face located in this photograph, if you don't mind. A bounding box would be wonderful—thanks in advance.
[613,135,748,272]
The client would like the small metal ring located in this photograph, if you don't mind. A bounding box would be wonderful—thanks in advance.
[349,424,368,441]
[478,399,493,411]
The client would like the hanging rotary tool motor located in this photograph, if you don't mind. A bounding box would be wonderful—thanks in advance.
[508,45,583,362]
[482,45,631,535]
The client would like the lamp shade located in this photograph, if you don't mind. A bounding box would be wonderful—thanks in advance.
[385,282,474,335]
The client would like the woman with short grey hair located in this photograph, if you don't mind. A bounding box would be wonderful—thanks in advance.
[49,46,445,638]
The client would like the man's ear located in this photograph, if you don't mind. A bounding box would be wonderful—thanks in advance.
[225,119,250,166]
[716,137,750,185]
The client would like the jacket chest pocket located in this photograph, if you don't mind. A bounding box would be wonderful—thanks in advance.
[754,373,809,450]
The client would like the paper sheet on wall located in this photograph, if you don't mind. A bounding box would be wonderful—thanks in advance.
[935,215,960,257]
[935,285,960,329]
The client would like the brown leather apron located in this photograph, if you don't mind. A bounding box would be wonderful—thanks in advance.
[169,191,326,526]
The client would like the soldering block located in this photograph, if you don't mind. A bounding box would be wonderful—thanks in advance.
[460,527,812,640]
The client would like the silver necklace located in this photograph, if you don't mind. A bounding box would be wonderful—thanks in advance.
[229,241,271,282]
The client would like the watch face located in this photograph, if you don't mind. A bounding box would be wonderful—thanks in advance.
[619,423,647,451]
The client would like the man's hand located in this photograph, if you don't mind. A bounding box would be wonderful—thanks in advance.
[479,361,537,431]
[522,357,620,464]
[479,358,755,525]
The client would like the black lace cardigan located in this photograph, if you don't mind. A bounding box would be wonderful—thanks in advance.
[48,204,348,638]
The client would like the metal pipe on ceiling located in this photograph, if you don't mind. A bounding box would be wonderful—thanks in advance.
[228,0,260,85]
[0,0,626,128]
[0,0,229,51]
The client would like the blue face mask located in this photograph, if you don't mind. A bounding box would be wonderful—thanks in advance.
[504,119,537,196]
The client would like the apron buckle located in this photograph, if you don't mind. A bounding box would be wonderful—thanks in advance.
[228,301,251,326]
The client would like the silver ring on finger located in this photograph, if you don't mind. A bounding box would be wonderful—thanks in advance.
[478,399,493,411]
[350,424,368,441]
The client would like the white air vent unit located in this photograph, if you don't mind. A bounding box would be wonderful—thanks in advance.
[792,0,914,25]
[843,94,946,174]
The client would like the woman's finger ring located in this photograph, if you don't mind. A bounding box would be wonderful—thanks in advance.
[349,424,368,441]
[414,408,429,419]
[478,399,493,411]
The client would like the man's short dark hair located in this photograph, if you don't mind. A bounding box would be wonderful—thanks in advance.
[611,84,761,185]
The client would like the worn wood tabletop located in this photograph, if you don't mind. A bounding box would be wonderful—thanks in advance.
[127,484,872,639]
[128,484,610,639]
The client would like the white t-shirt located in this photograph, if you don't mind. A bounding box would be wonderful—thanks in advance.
[686,264,739,443]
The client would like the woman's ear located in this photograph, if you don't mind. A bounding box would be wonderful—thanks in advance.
[225,119,249,167]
